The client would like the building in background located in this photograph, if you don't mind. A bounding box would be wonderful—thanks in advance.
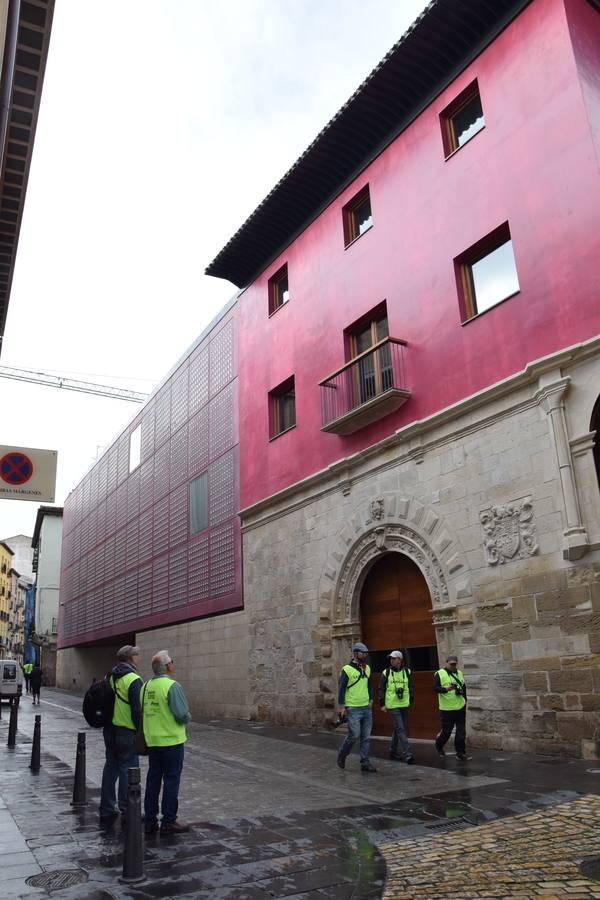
[7,565,27,658]
[0,0,55,354]
[31,505,62,682]
[0,539,13,656]
[58,0,600,757]
[2,534,34,578]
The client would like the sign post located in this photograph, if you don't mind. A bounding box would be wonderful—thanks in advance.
[0,445,57,502]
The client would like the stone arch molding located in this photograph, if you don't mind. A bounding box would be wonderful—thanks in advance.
[319,492,472,632]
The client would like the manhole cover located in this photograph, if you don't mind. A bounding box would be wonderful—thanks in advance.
[580,856,600,882]
[425,817,470,831]
[26,870,89,892]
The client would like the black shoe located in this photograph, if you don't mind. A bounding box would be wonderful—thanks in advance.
[361,763,377,773]
[456,753,472,761]
[405,756,415,765]
[99,810,119,823]
[389,752,403,761]
[435,743,446,756]
[337,753,346,769]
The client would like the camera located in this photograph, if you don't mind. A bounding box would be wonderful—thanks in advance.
[396,687,404,699]
[454,686,463,696]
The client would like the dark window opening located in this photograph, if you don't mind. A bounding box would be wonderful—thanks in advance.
[189,471,208,534]
[269,376,296,439]
[343,185,373,246]
[268,263,289,315]
[441,80,485,157]
[345,303,392,402]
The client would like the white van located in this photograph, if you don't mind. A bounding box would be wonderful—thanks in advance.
[0,660,23,705]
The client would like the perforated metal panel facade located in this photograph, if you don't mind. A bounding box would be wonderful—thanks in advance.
[58,307,241,647]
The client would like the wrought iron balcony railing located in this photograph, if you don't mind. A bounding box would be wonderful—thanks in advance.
[319,337,410,434]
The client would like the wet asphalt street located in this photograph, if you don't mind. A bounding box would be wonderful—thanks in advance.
[0,688,599,898]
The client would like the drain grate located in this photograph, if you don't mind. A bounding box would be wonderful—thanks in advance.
[26,870,89,892]
[581,856,600,883]
[425,817,470,831]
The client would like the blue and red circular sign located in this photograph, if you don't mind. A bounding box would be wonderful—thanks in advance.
[0,451,33,485]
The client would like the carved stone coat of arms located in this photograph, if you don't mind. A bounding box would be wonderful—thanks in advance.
[480,499,538,565]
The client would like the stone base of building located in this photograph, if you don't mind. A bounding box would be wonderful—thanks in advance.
[240,338,600,759]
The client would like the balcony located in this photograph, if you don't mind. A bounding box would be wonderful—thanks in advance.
[319,337,410,435]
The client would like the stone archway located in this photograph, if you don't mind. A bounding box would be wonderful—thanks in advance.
[316,492,472,724]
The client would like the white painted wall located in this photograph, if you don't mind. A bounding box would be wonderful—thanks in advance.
[36,515,63,637]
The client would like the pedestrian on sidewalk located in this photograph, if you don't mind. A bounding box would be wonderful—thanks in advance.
[22,661,33,694]
[143,650,192,835]
[434,654,471,761]
[30,665,42,705]
[379,651,415,764]
[336,641,377,773]
[99,645,143,823]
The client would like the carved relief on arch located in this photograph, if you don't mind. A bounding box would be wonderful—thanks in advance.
[319,492,472,627]
[335,524,449,625]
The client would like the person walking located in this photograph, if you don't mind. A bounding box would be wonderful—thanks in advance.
[379,650,415,764]
[30,664,42,705]
[143,651,192,834]
[99,645,143,823]
[336,641,377,773]
[23,661,33,694]
[434,654,470,761]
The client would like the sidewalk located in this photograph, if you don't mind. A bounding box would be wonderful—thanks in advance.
[0,688,598,898]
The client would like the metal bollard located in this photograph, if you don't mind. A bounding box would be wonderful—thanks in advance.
[30,714,41,772]
[119,767,145,884]
[7,698,19,748]
[71,732,87,807]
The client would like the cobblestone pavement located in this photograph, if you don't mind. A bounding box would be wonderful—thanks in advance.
[380,795,600,899]
[0,688,599,898]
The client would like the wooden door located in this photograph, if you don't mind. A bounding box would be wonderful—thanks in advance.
[360,553,439,739]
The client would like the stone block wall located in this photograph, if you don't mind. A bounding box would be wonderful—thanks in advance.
[134,609,250,721]
[241,343,600,757]
[57,643,122,692]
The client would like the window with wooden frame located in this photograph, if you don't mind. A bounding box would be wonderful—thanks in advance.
[343,185,373,247]
[269,376,296,439]
[268,263,290,316]
[345,303,392,404]
[455,222,520,321]
[441,80,485,157]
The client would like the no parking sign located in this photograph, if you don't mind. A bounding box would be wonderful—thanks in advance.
[0,445,57,502]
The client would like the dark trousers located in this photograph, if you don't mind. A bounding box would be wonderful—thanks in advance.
[144,744,185,825]
[100,726,139,816]
[436,708,466,754]
[24,675,31,693]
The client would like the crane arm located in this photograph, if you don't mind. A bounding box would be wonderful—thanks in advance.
[0,366,148,403]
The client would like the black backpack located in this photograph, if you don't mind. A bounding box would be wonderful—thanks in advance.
[82,675,121,728]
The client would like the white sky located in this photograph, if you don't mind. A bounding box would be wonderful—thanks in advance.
[0,0,429,540]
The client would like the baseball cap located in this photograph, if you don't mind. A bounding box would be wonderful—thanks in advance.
[388,650,403,659]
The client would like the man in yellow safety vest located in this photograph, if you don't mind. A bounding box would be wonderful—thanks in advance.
[434,654,471,761]
[143,650,192,835]
[379,650,415,763]
[336,641,377,773]
[99,645,143,822]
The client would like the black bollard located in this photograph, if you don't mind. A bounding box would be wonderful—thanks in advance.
[71,732,87,807]
[7,698,19,748]
[119,767,145,884]
[30,714,41,772]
